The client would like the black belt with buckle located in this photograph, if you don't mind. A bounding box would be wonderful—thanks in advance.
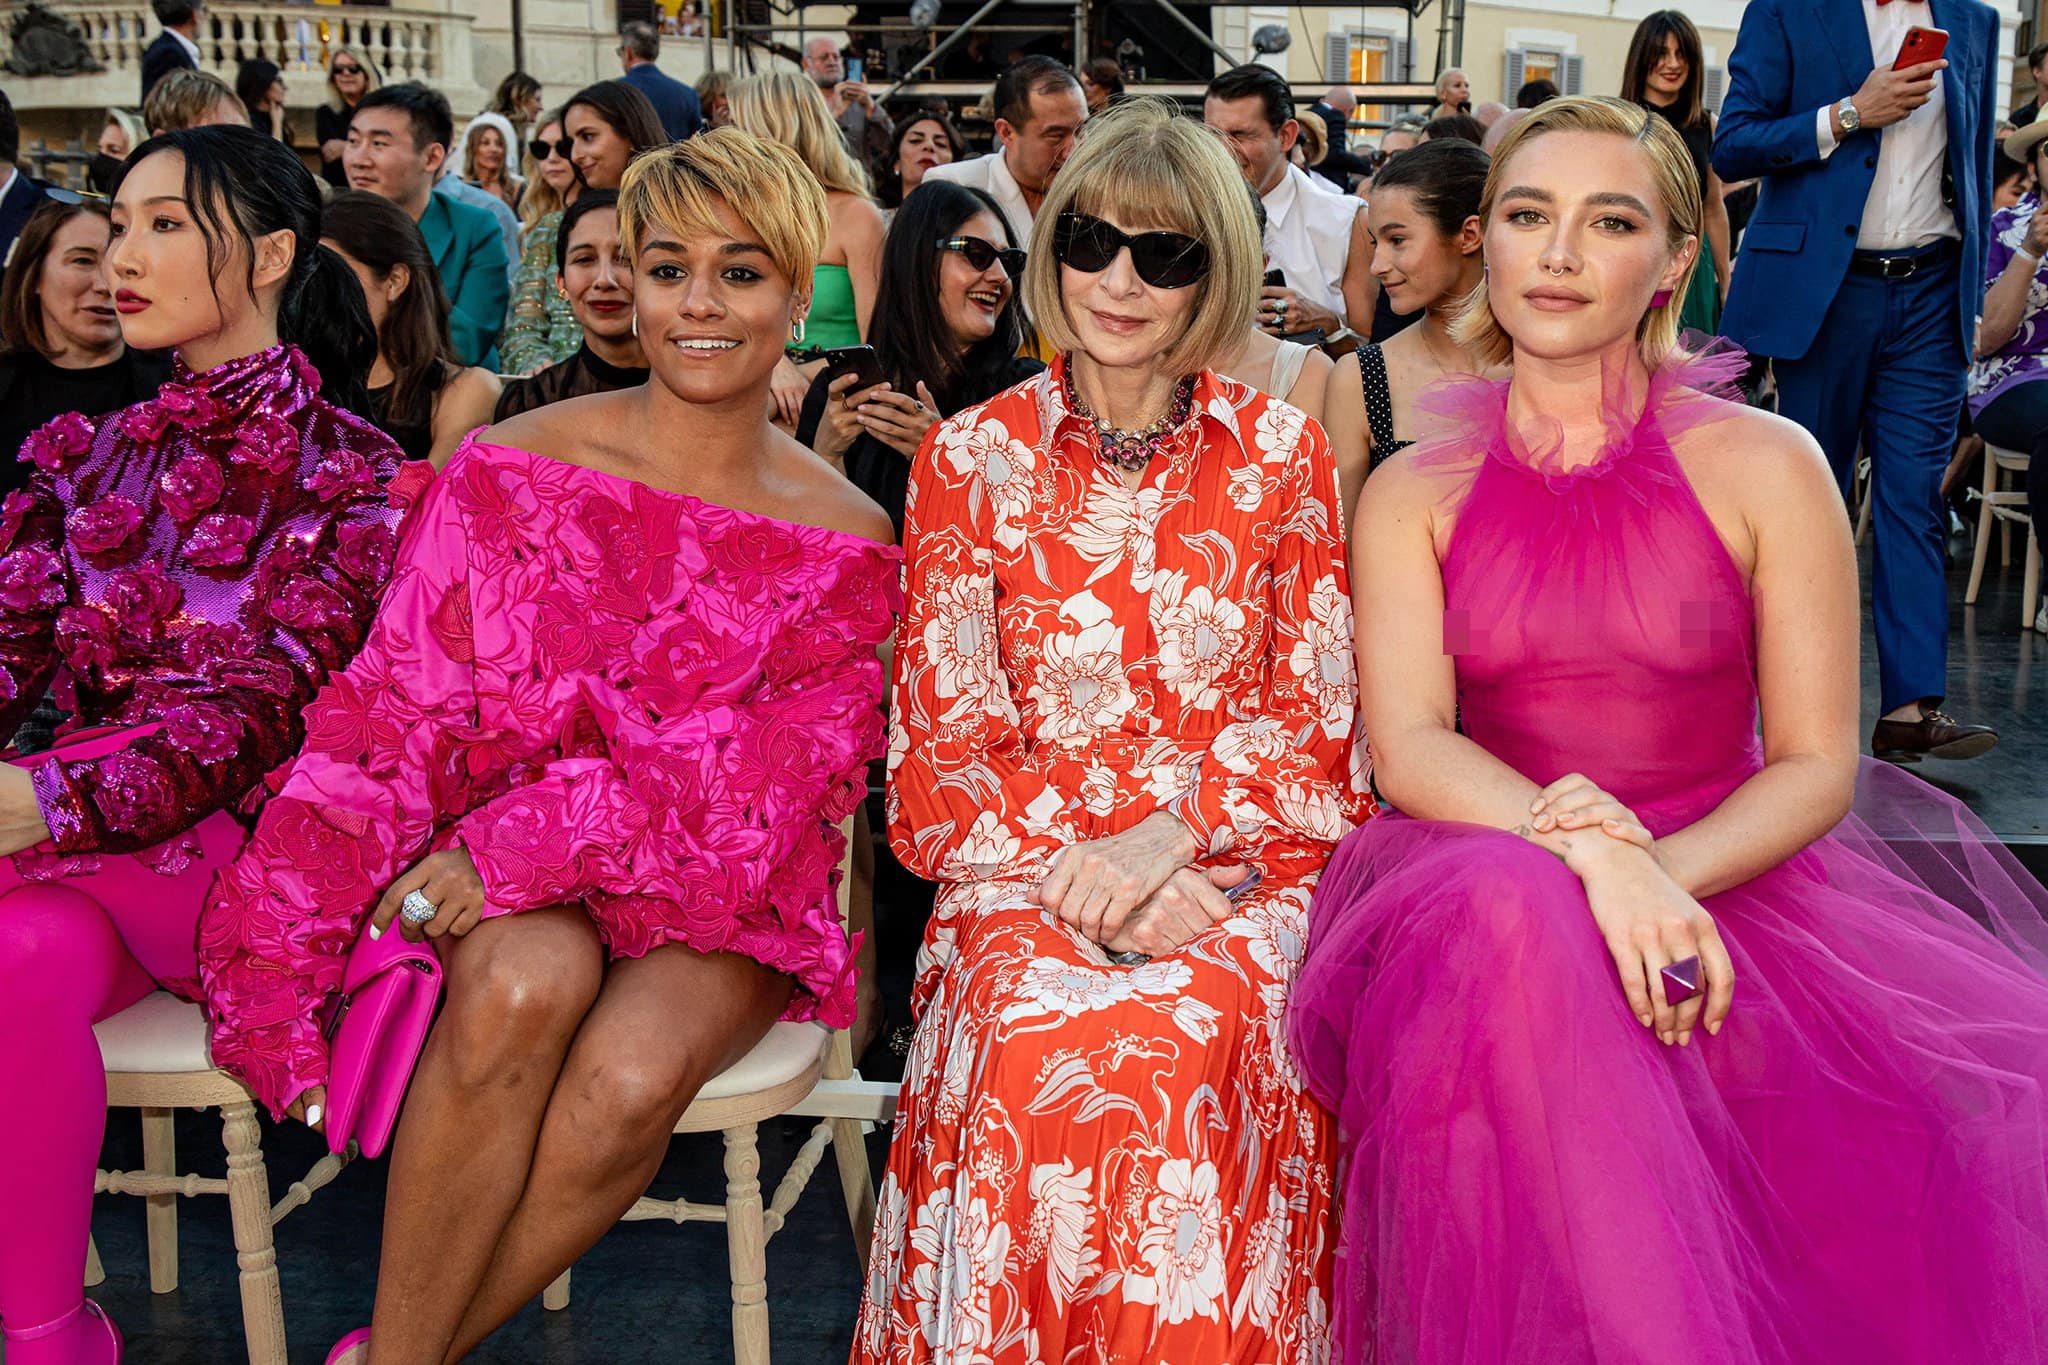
[1848,239,1959,280]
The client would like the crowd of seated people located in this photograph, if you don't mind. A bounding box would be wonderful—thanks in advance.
[4,31,2048,1365]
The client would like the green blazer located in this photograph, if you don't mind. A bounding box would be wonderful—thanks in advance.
[417,193,509,370]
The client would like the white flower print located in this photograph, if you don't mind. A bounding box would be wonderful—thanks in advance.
[921,569,1007,723]
[1026,1161,1101,1300]
[1155,580,1248,711]
[937,418,1034,550]
[1080,763,1119,816]
[1234,1185,1293,1329]
[863,1172,910,1356]
[1171,993,1222,1043]
[908,1184,1012,1363]
[1287,577,1358,736]
[1124,1159,1229,1324]
[954,811,1021,876]
[1228,464,1266,512]
[1066,484,1165,589]
[1000,957,1137,1025]
[1026,618,1133,746]
[1254,401,1307,463]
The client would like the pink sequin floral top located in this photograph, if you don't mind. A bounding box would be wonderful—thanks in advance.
[0,342,421,875]
[200,435,902,1117]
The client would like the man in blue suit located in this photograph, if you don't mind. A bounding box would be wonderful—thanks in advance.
[344,84,509,370]
[617,21,699,141]
[0,91,50,273]
[1715,0,1999,761]
[140,0,202,103]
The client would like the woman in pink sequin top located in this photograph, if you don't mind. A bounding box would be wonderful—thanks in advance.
[199,129,899,1363]
[0,127,419,1365]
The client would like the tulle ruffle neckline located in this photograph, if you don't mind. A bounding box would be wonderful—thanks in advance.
[1406,342,1750,492]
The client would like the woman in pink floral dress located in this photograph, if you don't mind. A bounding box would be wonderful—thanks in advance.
[853,103,1370,1364]
[199,129,900,1364]
[0,127,419,1365]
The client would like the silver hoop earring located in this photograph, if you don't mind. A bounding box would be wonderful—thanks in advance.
[630,312,638,337]
[790,317,806,345]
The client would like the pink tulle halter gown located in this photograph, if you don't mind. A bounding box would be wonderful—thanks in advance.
[1287,350,2048,1363]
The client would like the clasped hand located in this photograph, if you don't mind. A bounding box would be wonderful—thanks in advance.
[812,372,939,464]
[1030,812,1251,958]
[1534,773,1735,1048]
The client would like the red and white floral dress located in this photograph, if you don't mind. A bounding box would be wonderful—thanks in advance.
[855,359,1373,1364]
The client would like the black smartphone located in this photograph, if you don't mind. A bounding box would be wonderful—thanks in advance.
[1262,267,1287,289]
[821,344,885,392]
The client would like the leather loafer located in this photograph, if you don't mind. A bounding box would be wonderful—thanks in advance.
[1871,706,1999,762]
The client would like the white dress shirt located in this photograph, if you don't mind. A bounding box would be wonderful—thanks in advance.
[1814,0,1955,251]
[169,25,202,65]
[1261,162,1360,323]
[923,151,1037,244]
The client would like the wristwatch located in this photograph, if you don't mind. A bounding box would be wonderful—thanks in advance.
[1836,96,1862,134]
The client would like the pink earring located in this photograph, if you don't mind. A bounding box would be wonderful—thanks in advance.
[1650,289,1673,308]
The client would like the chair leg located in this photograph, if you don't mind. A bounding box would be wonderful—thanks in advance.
[543,1266,572,1311]
[723,1122,771,1365]
[141,1106,179,1294]
[831,1116,877,1277]
[84,1234,105,1288]
[2025,529,2042,631]
[220,1100,287,1365]
[1967,447,1996,605]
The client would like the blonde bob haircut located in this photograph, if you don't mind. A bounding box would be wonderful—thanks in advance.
[1453,94,1702,367]
[727,70,873,200]
[1023,98,1262,378]
[617,127,829,292]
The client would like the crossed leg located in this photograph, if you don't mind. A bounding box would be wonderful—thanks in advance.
[360,907,793,1364]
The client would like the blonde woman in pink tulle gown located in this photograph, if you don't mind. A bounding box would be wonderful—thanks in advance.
[1290,96,2048,1363]
[200,130,900,1363]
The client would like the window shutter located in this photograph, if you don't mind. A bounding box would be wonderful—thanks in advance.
[1504,49,1527,99]
[1703,65,1727,113]
[1392,36,1411,81]
[1327,31,1353,83]
[1562,53,1585,95]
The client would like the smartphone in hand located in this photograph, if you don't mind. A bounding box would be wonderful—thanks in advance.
[822,344,886,393]
[845,55,865,83]
[1893,25,1948,71]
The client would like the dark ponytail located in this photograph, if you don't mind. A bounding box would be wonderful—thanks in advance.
[114,124,377,416]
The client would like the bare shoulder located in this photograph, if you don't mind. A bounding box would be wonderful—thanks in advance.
[768,433,895,546]
[1299,344,1335,380]
[476,388,631,462]
[1677,398,1837,516]
[445,365,503,408]
[829,192,887,238]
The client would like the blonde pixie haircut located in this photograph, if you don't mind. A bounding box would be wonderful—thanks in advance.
[1023,99,1262,379]
[1454,95,1702,367]
[617,127,829,291]
[727,70,873,200]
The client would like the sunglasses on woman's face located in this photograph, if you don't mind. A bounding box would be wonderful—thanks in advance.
[936,235,1025,278]
[1052,212,1210,289]
[331,62,362,77]
[529,137,573,162]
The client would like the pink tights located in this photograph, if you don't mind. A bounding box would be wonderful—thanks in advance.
[0,811,245,1362]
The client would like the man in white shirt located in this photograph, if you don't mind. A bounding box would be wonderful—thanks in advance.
[1716,0,2000,760]
[1204,63,1374,346]
[924,56,1088,243]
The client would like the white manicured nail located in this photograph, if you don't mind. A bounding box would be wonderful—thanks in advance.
[305,1103,323,1128]
[367,923,382,940]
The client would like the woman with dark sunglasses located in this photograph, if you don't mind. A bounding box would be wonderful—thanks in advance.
[854,101,1366,1364]
[798,180,1040,538]
[316,50,378,189]
[501,83,664,376]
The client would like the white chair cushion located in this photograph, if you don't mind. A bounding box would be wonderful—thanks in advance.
[696,1021,829,1101]
[93,991,216,1074]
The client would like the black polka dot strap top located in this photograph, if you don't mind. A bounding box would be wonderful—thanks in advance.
[1359,341,1413,470]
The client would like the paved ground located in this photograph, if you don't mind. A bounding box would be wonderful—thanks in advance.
[30,540,2048,1364]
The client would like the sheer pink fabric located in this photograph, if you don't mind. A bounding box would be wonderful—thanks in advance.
[1288,351,2048,1362]
[200,437,901,1117]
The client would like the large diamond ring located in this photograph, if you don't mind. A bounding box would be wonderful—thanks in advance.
[399,890,439,926]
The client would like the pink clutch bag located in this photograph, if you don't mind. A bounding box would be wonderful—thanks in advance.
[319,927,441,1158]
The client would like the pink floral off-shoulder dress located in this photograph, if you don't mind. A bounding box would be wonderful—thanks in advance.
[199,434,902,1118]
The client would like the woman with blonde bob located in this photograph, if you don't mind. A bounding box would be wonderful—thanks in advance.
[855,99,1369,1362]
[199,128,899,1365]
[1290,95,2048,1363]
[728,69,886,420]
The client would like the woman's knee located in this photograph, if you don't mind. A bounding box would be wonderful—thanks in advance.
[435,915,604,1089]
[0,885,124,1017]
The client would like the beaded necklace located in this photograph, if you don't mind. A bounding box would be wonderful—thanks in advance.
[1062,366,1198,474]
